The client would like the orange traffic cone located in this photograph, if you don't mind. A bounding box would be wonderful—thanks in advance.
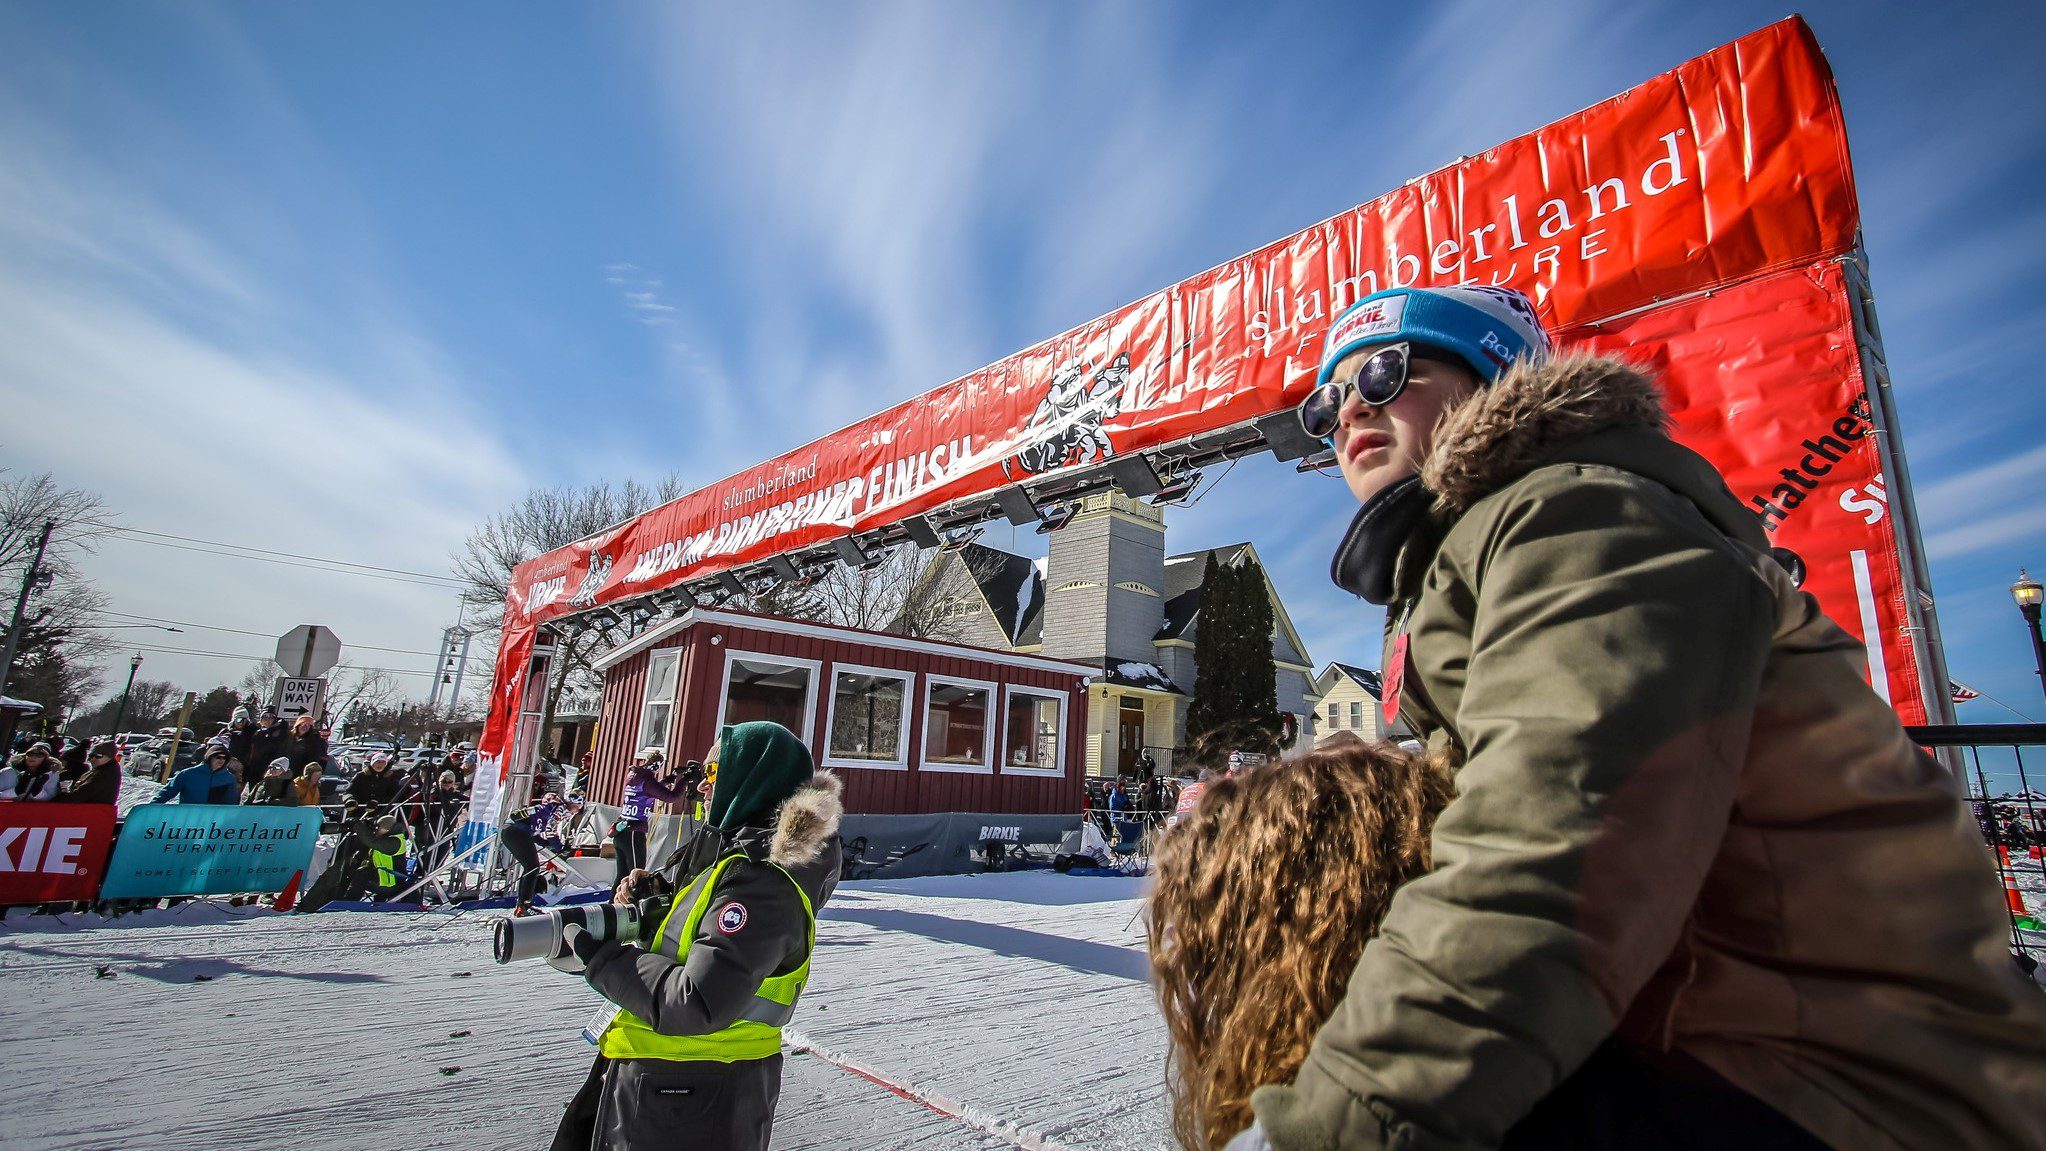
[1997,844,2011,866]
[273,869,303,913]
[2006,873,2029,916]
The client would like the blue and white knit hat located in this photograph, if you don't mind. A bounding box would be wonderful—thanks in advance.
[1316,285,1553,389]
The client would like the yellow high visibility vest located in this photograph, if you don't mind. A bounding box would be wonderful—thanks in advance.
[598,851,816,1063]
[369,835,409,888]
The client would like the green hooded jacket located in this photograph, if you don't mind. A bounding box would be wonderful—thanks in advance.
[708,721,819,831]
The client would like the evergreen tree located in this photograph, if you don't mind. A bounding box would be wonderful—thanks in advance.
[1183,554,1228,743]
[1234,555,1285,754]
[185,685,244,738]
[1184,553,1286,760]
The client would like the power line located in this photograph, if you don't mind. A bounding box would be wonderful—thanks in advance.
[122,642,437,679]
[90,525,468,590]
[104,526,467,585]
[101,611,441,657]
[98,536,455,589]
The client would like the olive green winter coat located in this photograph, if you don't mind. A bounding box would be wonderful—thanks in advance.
[1253,356,2046,1151]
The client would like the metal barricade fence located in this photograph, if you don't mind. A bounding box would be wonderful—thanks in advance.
[1906,724,2046,961]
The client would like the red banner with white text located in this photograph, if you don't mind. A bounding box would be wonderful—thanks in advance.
[0,803,117,905]
[476,16,1925,773]
[1567,262,1926,723]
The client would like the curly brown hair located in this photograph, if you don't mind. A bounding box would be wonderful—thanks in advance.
[1147,735,1455,1149]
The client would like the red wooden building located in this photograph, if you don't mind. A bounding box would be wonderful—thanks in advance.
[585,607,1094,816]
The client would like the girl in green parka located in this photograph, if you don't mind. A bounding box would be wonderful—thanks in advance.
[1217,286,2046,1151]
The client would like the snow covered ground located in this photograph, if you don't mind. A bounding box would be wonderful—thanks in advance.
[0,873,1170,1151]
[6,820,2040,1151]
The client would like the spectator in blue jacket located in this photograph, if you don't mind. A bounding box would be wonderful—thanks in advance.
[153,745,242,805]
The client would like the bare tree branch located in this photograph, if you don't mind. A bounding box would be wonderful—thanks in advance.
[1,468,115,716]
[0,468,112,581]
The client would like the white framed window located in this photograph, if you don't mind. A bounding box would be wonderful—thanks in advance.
[921,675,995,774]
[638,648,682,753]
[1350,700,1364,728]
[1001,685,1066,777]
[823,663,913,771]
[713,649,821,748]
[1327,702,1341,729]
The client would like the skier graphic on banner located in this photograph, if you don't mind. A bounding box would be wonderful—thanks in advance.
[1003,352,1132,480]
[567,553,614,609]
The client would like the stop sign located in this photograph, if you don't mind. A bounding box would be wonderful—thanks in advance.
[275,624,342,678]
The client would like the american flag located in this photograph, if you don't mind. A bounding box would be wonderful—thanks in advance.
[1950,680,1982,704]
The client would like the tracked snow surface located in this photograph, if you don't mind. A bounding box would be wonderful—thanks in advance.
[0,874,1169,1151]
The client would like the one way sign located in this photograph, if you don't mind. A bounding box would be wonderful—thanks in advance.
[274,677,325,722]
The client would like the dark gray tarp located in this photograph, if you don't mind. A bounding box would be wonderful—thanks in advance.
[836,812,1082,879]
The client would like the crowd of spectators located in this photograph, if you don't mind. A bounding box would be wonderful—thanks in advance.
[1978,799,2046,850]
[2,737,127,804]
[4,704,487,907]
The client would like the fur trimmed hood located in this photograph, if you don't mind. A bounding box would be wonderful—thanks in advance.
[768,770,843,867]
[1423,354,1670,513]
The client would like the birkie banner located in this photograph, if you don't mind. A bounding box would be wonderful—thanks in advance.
[0,803,117,904]
[471,16,1946,827]
[100,805,321,900]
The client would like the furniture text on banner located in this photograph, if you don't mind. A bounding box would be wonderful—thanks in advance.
[100,805,322,900]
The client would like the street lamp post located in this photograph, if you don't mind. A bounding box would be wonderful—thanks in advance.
[111,653,143,737]
[2013,569,2046,704]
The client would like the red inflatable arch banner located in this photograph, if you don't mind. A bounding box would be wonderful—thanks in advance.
[467,16,1949,818]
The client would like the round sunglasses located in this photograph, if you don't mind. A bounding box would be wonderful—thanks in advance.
[1297,342,1415,440]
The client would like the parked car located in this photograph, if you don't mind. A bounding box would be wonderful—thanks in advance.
[124,737,202,778]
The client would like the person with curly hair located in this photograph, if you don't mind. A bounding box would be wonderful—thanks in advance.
[1149,734,1453,1151]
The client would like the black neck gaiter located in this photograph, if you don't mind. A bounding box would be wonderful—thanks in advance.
[1329,474,1428,606]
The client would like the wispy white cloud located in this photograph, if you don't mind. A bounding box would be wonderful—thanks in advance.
[0,268,529,688]
[1919,443,2046,560]
[0,56,532,694]
[640,3,1244,459]
[605,262,679,326]
[0,121,266,316]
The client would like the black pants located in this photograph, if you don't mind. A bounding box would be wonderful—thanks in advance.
[612,821,647,879]
[554,1053,782,1151]
[499,820,545,905]
[1502,1041,1828,1150]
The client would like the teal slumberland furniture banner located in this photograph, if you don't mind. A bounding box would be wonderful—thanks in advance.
[100,805,321,899]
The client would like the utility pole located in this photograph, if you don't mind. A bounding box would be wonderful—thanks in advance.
[0,520,56,702]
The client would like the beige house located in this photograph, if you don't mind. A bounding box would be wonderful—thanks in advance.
[1308,662,1384,743]
[919,490,1316,777]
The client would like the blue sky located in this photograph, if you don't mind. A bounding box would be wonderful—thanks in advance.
[4,2,2045,759]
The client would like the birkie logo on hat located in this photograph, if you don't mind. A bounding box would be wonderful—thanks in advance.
[1316,285,1551,391]
[1324,293,1407,353]
[715,901,748,934]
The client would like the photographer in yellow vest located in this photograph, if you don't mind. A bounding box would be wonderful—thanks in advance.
[552,721,842,1151]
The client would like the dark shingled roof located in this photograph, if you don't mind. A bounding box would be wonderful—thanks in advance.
[1328,662,1383,700]
[1155,543,1252,641]
[952,542,1043,648]
[939,538,1301,659]
[1100,660,1187,695]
